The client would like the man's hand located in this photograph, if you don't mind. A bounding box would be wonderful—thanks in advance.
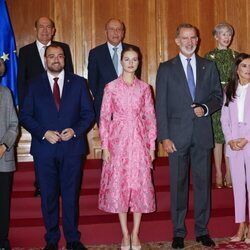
[191,103,207,117]
[162,139,177,154]
[0,144,7,159]
[60,128,75,141]
[102,149,110,162]
[44,130,61,144]
[193,106,204,117]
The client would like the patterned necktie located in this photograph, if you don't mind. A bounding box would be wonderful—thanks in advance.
[112,47,118,75]
[41,45,47,69]
[186,58,196,100]
[53,77,60,111]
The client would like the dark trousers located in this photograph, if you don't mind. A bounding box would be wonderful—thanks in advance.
[0,172,13,245]
[169,144,211,238]
[34,149,83,243]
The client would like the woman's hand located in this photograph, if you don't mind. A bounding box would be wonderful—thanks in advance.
[236,138,248,149]
[0,144,7,159]
[102,149,111,163]
[150,150,155,162]
[228,139,247,151]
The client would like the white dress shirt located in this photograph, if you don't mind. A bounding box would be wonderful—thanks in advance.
[179,52,197,84]
[107,42,123,76]
[237,83,249,122]
[47,70,65,98]
[36,40,51,68]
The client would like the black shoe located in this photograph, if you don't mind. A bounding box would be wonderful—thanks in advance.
[34,187,41,197]
[172,237,184,249]
[196,235,215,247]
[43,242,58,250]
[66,241,87,250]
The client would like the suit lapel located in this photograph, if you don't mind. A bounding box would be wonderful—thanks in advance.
[103,43,117,77]
[41,73,58,112]
[60,73,72,112]
[243,85,250,122]
[195,55,208,102]
[172,55,193,102]
[32,42,45,71]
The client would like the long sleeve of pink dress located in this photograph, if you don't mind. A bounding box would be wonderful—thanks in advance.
[98,76,156,213]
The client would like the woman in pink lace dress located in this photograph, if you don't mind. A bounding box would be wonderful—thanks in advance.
[99,46,156,250]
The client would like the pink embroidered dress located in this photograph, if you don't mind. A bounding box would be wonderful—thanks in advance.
[98,76,156,213]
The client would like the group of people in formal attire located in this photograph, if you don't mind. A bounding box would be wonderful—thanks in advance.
[1,15,250,250]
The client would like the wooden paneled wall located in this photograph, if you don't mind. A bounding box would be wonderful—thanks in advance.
[6,0,250,160]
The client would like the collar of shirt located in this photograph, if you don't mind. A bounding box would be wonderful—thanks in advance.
[107,42,123,76]
[36,40,51,51]
[36,40,52,68]
[47,70,65,97]
[179,52,197,83]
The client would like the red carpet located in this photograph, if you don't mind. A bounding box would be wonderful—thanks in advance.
[10,158,237,248]
[215,241,250,249]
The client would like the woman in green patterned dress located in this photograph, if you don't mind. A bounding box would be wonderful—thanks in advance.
[205,22,239,188]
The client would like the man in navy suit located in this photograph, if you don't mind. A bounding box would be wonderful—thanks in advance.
[17,16,74,196]
[19,44,95,250]
[156,23,222,249]
[88,18,141,124]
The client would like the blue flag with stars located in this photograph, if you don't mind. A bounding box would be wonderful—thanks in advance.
[0,0,18,105]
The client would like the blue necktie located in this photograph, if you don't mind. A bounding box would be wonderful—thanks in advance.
[186,58,195,100]
[112,47,118,75]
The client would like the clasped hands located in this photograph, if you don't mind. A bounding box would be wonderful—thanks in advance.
[228,138,248,151]
[102,149,155,165]
[44,128,75,144]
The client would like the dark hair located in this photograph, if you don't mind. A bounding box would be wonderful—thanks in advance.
[35,17,55,28]
[44,44,65,57]
[225,53,250,106]
[121,45,142,62]
[176,23,198,38]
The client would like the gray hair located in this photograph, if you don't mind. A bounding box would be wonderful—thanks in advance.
[212,22,234,36]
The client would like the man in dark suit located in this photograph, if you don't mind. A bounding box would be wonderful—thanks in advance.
[88,18,141,124]
[17,16,74,106]
[19,44,95,250]
[156,23,222,249]
[17,16,74,196]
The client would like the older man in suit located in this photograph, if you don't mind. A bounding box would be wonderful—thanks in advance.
[19,44,95,250]
[156,23,222,249]
[88,18,141,124]
[0,59,19,250]
[17,16,74,196]
[18,16,74,106]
